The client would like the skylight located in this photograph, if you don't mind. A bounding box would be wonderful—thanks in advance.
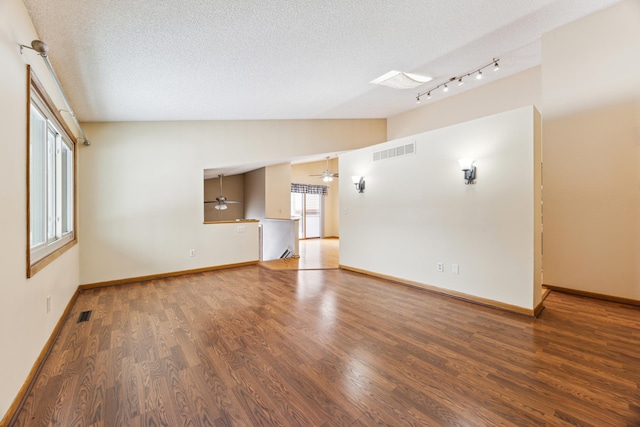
[370,70,432,89]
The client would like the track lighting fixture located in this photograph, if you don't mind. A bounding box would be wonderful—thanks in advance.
[414,58,501,104]
[20,40,49,57]
[20,39,91,146]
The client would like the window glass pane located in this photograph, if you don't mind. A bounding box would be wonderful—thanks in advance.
[30,105,46,247]
[305,194,321,238]
[46,128,56,241]
[28,72,76,275]
[291,193,304,239]
[61,140,73,234]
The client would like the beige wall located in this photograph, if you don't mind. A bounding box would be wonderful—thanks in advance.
[265,163,292,220]
[244,165,297,260]
[0,0,81,420]
[387,66,541,140]
[542,0,640,299]
[204,174,244,221]
[244,168,266,221]
[79,119,385,284]
[340,106,542,310]
[291,158,340,237]
[533,109,543,308]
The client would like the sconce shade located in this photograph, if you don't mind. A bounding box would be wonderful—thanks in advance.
[458,158,476,184]
[351,176,365,193]
[458,158,475,171]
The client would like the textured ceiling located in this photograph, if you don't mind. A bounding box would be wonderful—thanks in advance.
[22,0,621,123]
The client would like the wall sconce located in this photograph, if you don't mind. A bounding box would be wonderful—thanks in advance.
[458,158,476,185]
[351,176,365,193]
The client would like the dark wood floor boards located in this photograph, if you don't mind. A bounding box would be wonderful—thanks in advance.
[10,266,640,426]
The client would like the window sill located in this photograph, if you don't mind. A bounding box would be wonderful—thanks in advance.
[28,237,77,278]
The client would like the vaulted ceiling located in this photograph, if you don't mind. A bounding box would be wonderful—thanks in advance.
[22,0,622,123]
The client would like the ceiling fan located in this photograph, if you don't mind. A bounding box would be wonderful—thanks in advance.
[204,174,243,210]
[310,156,339,182]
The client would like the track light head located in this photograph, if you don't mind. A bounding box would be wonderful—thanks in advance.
[30,40,49,57]
[20,39,49,57]
[457,78,464,86]
[427,92,431,99]
[443,84,449,92]
[476,71,483,80]
[416,96,421,104]
[494,60,500,71]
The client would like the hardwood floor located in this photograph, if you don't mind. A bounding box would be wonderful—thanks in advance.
[10,266,640,426]
[259,238,339,270]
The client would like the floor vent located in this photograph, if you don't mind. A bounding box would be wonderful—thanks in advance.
[373,142,415,162]
[77,310,92,323]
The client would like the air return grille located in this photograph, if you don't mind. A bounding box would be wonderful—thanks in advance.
[373,142,415,162]
[77,310,92,323]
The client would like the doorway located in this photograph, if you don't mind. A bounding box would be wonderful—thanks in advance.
[291,192,323,239]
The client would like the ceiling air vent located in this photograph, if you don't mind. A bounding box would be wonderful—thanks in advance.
[373,142,415,162]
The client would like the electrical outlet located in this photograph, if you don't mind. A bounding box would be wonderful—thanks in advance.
[46,295,51,313]
[437,262,444,272]
[452,264,459,274]
[189,249,196,257]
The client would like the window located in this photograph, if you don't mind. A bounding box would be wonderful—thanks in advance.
[27,67,77,277]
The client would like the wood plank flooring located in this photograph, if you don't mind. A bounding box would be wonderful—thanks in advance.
[259,238,339,270]
[10,266,640,426]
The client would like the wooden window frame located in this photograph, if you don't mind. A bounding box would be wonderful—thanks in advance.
[26,66,78,277]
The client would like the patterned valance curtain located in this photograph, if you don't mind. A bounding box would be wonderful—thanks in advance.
[291,183,328,195]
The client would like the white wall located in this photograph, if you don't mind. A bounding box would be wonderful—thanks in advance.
[0,0,81,420]
[340,106,541,310]
[80,119,386,283]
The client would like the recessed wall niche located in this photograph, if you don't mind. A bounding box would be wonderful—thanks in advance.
[203,173,245,222]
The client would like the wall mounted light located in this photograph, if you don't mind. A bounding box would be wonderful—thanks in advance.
[352,176,365,193]
[458,158,476,185]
